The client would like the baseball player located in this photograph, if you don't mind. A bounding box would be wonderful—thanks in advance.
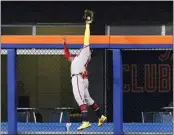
[63,10,107,130]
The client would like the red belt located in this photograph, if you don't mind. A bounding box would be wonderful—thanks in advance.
[82,71,88,79]
[82,74,88,79]
[72,72,88,79]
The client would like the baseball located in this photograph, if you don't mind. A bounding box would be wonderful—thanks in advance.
[87,16,90,20]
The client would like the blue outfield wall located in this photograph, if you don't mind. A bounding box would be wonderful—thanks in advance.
[2,43,173,134]
[1,43,173,49]
[1,122,173,134]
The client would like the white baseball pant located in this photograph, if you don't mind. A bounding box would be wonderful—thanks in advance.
[71,75,94,106]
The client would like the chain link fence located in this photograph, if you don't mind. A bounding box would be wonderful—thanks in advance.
[122,50,173,122]
[1,49,173,134]
[106,49,173,135]
[1,49,111,134]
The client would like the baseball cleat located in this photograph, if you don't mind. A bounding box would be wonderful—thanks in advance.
[98,115,107,127]
[77,121,91,131]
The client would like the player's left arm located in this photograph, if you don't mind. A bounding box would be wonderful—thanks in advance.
[83,23,90,47]
[79,10,93,64]
[83,10,93,47]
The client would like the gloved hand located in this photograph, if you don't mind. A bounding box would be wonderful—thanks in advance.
[83,10,94,24]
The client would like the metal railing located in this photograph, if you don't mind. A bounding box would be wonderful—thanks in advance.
[2,24,173,35]
[105,24,173,35]
[1,23,85,35]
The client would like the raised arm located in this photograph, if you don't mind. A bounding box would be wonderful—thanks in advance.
[83,10,93,47]
[63,39,72,61]
[77,10,93,64]
[83,23,90,47]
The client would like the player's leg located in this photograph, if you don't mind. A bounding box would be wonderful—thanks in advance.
[84,79,101,118]
[84,87,103,119]
[84,79,107,126]
[72,76,85,106]
[71,76,91,130]
[83,79,94,105]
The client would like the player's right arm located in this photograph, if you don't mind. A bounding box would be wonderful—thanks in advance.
[63,39,72,62]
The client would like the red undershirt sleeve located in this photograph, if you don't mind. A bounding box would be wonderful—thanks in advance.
[63,42,71,60]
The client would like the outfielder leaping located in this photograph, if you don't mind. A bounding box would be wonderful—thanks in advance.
[63,10,107,130]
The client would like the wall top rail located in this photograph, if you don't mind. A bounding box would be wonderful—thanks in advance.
[1,36,173,44]
[1,23,84,27]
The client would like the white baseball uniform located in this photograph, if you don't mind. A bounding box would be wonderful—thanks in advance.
[71,46,94,106]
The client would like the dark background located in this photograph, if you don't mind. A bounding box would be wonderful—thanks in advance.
[106,50,173,122]
[1,1,173,34]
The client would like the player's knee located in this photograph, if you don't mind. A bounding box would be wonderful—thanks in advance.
[80,104,88,112]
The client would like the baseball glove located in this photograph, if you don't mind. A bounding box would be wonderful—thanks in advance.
[83,10,94,22]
